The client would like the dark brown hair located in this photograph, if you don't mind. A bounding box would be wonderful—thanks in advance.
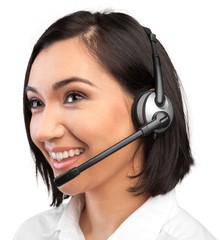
[23,10,194,207]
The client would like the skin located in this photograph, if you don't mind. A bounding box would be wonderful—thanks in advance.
[27,37,149,239]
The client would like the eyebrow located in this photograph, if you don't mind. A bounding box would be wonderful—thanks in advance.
[52,77,96,90]
[25,77,97,94]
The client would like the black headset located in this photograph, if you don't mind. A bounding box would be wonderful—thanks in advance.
[132,27,174,134]
[54,27,174,187]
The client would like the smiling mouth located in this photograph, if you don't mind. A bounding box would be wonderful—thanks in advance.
[49,148,84,162]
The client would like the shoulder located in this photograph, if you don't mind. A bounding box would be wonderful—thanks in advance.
[14,204,65,240]
[159,204,216,240]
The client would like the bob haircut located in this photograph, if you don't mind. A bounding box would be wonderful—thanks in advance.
[23,10,194,207]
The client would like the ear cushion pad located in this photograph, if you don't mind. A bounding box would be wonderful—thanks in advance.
[132,90,153,129]
[132,90,174,133]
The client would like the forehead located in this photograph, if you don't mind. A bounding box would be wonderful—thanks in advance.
[29,38,101,81]
[27,38,131,99]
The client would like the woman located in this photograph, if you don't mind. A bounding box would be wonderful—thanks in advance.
[14,10,216,240]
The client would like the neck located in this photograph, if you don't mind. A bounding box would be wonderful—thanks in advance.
[79,180,149,240]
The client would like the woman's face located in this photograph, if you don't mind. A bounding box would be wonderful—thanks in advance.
[27,38,142,196]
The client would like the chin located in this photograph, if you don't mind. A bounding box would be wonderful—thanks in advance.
[57,180,85,197]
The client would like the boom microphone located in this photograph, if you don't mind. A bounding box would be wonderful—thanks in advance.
[54,112,170,187]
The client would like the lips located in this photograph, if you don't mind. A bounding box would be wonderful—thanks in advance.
[48,148,85,170]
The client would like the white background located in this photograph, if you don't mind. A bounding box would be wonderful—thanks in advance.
[0,0,219,239]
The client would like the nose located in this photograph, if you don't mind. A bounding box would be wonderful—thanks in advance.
[32,107,66,143]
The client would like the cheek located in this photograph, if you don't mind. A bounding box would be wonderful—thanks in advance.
[29,116,45,154]
[69,101,135,153]
[29,118,37,145]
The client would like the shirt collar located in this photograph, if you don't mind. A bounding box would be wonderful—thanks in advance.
[48,190,176,240]
[109,190,176,240]
[44,194,85,240]
[56,194,85,239]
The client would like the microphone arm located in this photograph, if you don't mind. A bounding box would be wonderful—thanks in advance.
[54,112,170,187]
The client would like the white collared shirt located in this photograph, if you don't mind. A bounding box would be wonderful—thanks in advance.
[14,190,216,240]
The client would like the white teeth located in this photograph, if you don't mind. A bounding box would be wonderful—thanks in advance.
[63,151,68,159]
[56,152,63,161]
[68,149,74,157]
[75,149,80,156]
[50,148,84,162]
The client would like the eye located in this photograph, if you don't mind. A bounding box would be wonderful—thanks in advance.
[28,98,44,110]
[64,91,85,104]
